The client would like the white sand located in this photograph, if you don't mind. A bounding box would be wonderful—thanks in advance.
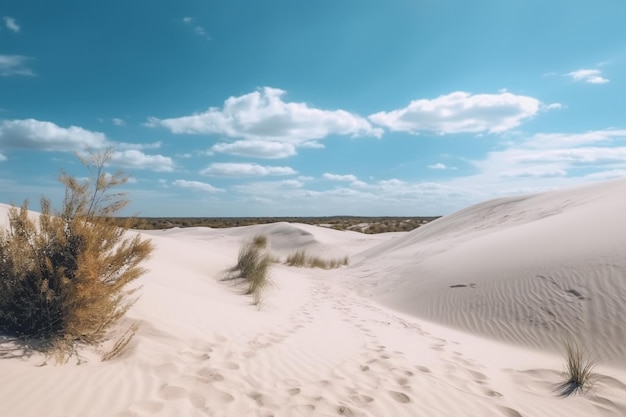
[2,178,626,416]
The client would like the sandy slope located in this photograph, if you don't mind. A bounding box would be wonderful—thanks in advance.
[1,179,626,416]
[348,178,626,364]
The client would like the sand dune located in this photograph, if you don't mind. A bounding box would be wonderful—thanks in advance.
[348,178,626,364]
[1,179,626,416]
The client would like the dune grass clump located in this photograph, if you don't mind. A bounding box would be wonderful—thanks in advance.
[285,249,348,269]
[0,150,153,361]
[555,341,596,397]
[225,235,270,306]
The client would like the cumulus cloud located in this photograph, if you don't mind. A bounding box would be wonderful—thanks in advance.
[148,87,382,145]
[428,163,447,169]
[0,54,34,76]
[280,179,303,188]
[323,173,358,182]
[567,69,609,84]
[112,118,126,126]
[0,119,108,150]
[173,179,224,193]
[445,129,626,200]
[209,140,297,159]
[0,119,172,171]
[112,150,175,172]
[200,162,297,177]
[369,91,542,134]
[3,17,20,32]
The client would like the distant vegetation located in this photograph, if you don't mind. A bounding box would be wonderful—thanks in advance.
[116,216,440,234]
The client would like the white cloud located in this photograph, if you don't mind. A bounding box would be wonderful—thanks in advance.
[323,173,357,182]
[300,141,325,149]
[148,87,382,144]
[232,176,460,216]
[513,147,626,164]
[428,163,447,169]
[437,129,626,205]
[280,179,303,188]
[369,91,541,134]
[200,162,297,177]
[583,170,626,181]
[112,150,175,172]
[210,140,297,159]
[0,119,172,172]
[350,180,369,188]
[378,178,406,187]
[0,119,108,150]
[118,141,162,151]
[499,168,567,178]
[182,16,210,39]
[3,17,20,33]
[173,179,224,193]
[523,130,626,149]
[567,69,609,84]
[0,54,34,77]
[112,118,126,126]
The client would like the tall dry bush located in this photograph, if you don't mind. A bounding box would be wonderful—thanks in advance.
[0,150,153,357]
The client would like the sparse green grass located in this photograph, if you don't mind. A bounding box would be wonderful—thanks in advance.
[285,249,348,269]
[555,341,596,397]
[224,235,271,306]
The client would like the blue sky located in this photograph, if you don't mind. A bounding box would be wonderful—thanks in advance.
[1,0,625,217]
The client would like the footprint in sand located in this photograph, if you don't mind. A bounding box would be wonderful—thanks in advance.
[484,389,503,397]
[498,406,524,417]
[350,394,375,405]
[135,400,164,413]
[221,361,240,370]
[396,377,409,386]
[196,367,225,382]
[201,385,235,403]
[188,391,207,409]
[388,390,411,403]
[290,404,316,414]
[155,363,179,379]
[158,384,187,400]
[247,391,265,407]
[467,369,488,382]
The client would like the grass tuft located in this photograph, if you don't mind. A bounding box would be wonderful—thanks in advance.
[285,249,348,269]
[555,340,596,397]
[224,235,271,306]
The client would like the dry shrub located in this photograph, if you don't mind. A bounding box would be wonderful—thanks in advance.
[0,150,153,360]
